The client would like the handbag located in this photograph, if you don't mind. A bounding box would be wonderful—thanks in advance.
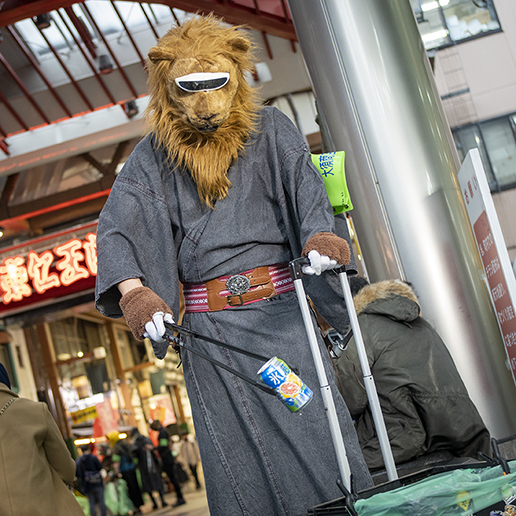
[173,461,190,484]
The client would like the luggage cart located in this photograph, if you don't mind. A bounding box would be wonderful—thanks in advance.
[288,258,515,516]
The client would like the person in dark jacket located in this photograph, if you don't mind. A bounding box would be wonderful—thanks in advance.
[130,427,168,510]
[336,277,491,472]
[76,445,107,516]
[149,420,186,507]
[107,431,144,514]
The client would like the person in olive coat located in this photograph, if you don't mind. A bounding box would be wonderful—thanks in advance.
[336,278,491,472]
[0,362,84,516]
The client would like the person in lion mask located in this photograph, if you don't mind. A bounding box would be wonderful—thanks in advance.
[95,14,372,516]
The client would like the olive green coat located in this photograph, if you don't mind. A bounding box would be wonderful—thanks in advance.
[0,384,84,516]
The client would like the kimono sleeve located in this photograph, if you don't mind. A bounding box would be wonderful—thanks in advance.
[271,107,356,334]
[272,107,336,247]
[95,137,180,319]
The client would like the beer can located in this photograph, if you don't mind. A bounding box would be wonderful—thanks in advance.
[257,357,313,412]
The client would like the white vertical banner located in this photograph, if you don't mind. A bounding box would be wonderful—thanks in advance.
[458,148,516,386]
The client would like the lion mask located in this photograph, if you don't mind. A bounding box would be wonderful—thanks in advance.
[145,15,259,207]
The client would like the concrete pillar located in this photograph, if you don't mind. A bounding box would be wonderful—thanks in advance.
[288,0,516,437]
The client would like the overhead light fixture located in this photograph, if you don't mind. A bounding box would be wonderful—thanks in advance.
[421,0,450,12]
[35,13,52,29]
[124,100,139,118]
[0,227,4,238]
[98,54,114,75]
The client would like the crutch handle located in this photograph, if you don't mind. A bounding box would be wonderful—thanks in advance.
[289,257,349,279]
[289,257,310,279]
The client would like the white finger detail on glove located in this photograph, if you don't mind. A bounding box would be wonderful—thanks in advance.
[327,258,338,270]
[301,250,338,276]
[144,312,175,342]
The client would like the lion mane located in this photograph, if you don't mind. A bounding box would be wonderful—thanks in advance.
[144,15,260,207]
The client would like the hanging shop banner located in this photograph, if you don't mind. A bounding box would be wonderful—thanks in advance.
[70,405,99,426]
[458,149,516,386]
[149,394,177,427]
[94,397,120,436]
[0,222,97,315]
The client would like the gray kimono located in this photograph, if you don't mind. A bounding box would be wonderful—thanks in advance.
[95,106,372,515]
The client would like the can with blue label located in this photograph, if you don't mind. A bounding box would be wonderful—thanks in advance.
[257,357,313,412]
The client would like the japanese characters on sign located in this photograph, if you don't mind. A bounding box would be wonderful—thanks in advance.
[318,152,336,177]
[70,405,99,426]
[0,233,97,305]
[458,149,516,385]
[474,212,516,368]
[462,175,479,206]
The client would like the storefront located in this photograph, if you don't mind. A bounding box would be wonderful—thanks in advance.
[0,221,192,454]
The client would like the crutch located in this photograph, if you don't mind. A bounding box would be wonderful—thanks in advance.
[337,267,398,482]
[290,258,353,494]
[289,258,398,493]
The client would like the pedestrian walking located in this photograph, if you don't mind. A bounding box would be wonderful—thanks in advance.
[177,431,202,490]
[76,444,107,516]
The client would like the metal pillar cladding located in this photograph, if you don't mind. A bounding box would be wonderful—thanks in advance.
[288,0,516,437]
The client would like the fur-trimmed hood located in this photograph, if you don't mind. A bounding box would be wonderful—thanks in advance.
[353,279,421,322]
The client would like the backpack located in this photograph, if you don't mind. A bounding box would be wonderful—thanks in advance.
[119,454,135,472]
[84,469,102,484]
[115,441,135,472]
[80,455,103,485]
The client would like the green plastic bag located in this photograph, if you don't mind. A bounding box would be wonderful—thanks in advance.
[354,461,516,516]
[311,151,353,215]
[74,490,90,516]
[104,479,135,516]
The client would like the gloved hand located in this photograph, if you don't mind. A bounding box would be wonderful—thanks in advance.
[301,231,351,276]
[119,286,174,359]
[144,311,175,343]
[302,250,339,276]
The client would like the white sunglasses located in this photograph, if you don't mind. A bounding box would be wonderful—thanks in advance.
[175,72,230,92]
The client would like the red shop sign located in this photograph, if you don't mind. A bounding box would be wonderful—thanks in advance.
[0,231,97,314]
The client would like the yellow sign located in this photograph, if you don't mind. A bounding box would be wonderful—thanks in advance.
[70,405,98,425]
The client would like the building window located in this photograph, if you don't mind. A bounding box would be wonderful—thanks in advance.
[453,113,516,192]
[412,0,501,51]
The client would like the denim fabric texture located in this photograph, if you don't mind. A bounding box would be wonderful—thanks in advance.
[96,106,373,515]
[87,486,107,516]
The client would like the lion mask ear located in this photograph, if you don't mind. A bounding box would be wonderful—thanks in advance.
[229,36,250,54]
[148,46,176,64]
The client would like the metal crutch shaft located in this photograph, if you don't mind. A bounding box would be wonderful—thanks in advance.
[289,259,352,493]
[338,270,398,481]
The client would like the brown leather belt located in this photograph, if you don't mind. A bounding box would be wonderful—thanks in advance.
[183,263,294,313]
[206,266,277,311]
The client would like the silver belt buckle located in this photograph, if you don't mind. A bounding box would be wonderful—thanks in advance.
[226,274,251,295]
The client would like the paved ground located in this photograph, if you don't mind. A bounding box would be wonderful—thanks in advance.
[139,478,210,516]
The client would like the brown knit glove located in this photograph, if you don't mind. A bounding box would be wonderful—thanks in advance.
[302,232,351,265]
[119,286,174,359]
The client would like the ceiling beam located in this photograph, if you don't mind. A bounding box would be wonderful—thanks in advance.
[0,0,297,40]
[4,184,112,221]
[0,0,77,27]
[161,0,297,40]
